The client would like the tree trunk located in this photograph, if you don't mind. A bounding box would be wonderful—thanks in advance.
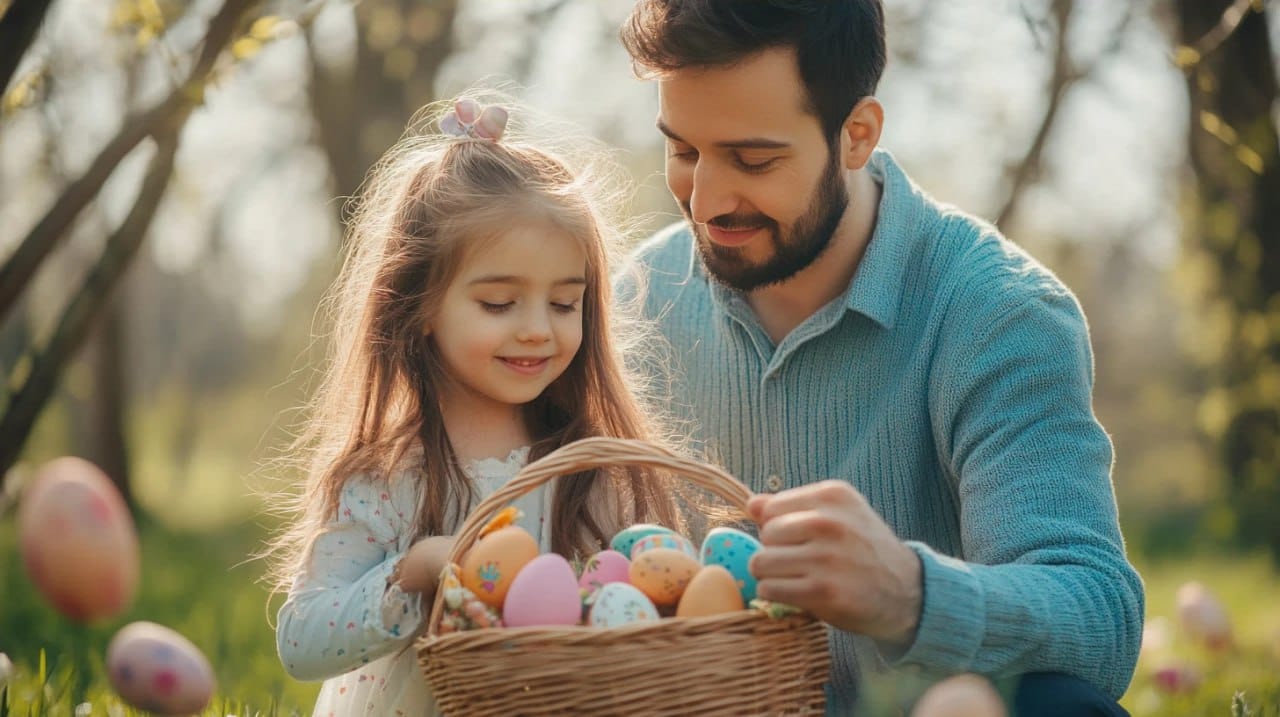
[1174,0,1280,560]
[70,301,132,505]
[0,0,54,94]
[307,0,459,212]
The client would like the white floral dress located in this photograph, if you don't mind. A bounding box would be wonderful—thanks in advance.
[277,448,551,716]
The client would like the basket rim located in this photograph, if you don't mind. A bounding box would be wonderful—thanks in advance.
[428,436,756,635]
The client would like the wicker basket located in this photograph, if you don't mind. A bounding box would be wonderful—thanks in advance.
[417,436,830,716]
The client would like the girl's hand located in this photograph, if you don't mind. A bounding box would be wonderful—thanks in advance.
[396,536,456,596]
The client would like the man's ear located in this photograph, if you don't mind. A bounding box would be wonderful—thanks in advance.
[841,97,883,171]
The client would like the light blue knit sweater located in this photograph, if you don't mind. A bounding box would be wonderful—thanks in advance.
[619,149,1144,709]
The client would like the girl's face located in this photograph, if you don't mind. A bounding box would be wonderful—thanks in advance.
[428,218,588,419]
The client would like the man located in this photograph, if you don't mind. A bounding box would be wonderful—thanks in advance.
[616,2,1143,715]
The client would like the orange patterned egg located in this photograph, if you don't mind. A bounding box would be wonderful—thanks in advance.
[628,547,700,607]
[460,525,538,608]
[676,565,745,618]
[17,457,139,622]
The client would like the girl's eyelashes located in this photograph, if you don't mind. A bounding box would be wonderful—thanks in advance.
[477,300,581,314]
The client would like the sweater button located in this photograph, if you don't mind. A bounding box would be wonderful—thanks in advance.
[765,474,783,492]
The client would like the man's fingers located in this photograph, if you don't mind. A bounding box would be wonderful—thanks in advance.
[748,545,814,580]
[755,576,838,611]
[753,479,863,525]
[757,507,852,547]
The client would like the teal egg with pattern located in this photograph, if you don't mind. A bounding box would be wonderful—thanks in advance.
[700,527,762,603]
[609,523,675,558]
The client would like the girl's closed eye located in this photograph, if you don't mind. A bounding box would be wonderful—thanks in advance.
[479,300,514,313]
[551,300,580,314]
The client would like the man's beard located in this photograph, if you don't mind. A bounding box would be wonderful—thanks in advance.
[686,148,848,292]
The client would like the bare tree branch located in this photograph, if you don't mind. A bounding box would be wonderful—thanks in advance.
[1183,0,1258,61]
[0,0,53,94]
[0,128,181,476]
[0,0,259,321]
[0,0,260,474]
[995,0,1135,231]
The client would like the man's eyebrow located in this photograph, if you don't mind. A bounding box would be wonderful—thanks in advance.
[656,120,790,151]
[467,275,587,286]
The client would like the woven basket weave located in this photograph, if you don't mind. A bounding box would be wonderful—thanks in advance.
[417,436,830,716]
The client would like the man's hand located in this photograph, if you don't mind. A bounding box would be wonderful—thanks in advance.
[747,480,923,647]
[395,535,455,596]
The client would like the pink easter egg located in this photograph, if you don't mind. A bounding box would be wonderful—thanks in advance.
[17,457,139,622]
[107,622,216,715]
[1151,660,1202,694]
[502,554,582,627]
[1175,581,1233,651]
[577,550,631,591]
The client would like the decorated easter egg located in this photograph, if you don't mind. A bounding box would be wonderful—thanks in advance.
[676,565,746,618]
[911,674,1007,717]
[17,457,139,622]
[700,527,762,603]
[630,532,697,560]
[106,622,216,715]
[610,523,675,558]
[587,582,660,627]
[1175,581,1232,651]
[503,553,583,627]
[629,547,700,607]
[461,525,538,608]
[577,550,631,592]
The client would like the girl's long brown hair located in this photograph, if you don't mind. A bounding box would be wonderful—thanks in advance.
[264,96,685,594]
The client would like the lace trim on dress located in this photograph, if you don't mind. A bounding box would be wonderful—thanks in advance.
[462,446,531,482]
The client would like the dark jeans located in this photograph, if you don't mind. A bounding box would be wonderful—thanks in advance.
[1012,673,1130,717]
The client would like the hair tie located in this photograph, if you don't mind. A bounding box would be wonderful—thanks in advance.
[439,98,509,141]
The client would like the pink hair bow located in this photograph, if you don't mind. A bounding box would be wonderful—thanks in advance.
[439,99,509,141]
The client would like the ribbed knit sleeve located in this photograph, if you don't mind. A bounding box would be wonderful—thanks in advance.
[902,272,1144,698]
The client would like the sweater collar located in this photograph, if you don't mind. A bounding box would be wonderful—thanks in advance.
[840,148,926,330]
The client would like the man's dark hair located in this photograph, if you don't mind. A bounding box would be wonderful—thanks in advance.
[620,0,886,142]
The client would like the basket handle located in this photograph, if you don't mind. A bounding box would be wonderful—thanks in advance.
[425,436,754,634]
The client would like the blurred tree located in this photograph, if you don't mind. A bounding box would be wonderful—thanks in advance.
[1173,0,1280,561]
[0,0,262,488]
[305,0,458,210]
[0,0,54,95]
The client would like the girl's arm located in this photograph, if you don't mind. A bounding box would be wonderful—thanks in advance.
[275,477,431,681]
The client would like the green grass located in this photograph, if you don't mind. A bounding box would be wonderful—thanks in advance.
[0,518,318,716]
[2,515,1279,716]
[1122,553,1280,716]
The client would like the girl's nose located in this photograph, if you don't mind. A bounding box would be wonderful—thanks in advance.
[516,309,552,343]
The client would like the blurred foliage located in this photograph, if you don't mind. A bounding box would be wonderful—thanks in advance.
[1174,0,1280,564]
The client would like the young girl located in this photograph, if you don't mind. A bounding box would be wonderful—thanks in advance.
[269,95,684,715]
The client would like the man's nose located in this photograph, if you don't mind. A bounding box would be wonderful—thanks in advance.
[688,161,737,225]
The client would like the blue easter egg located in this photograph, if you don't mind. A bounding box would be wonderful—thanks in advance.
[700,527,762,603]
[609,523,675,558]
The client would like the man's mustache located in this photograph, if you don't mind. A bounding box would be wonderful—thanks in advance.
[681,204,776,233]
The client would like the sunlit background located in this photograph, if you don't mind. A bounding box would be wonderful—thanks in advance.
[2,0,1279,714]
